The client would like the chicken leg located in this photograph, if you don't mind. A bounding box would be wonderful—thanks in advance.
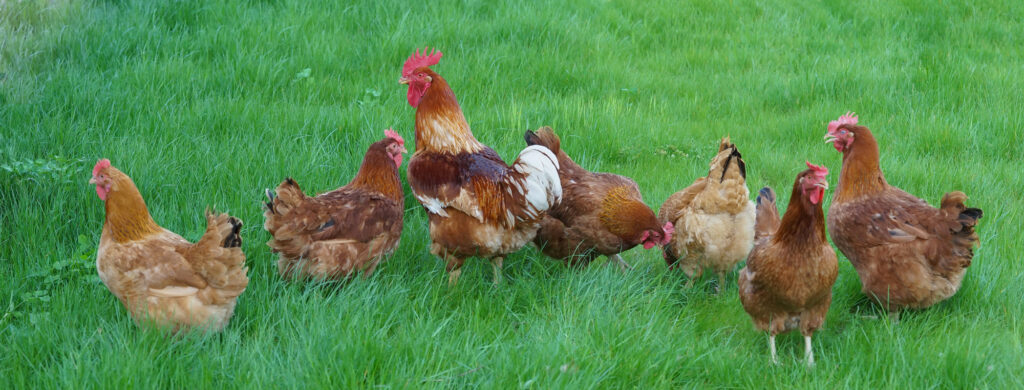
[684,278,696,289]
[682,266,702,289]
[714,271,727,294]
[607,254,632,273]
[491,257,504,285]
[444,253,465,286]
[769,334,779,365]
[804,335,815,367]
[888,311,901,323]
[448,269,462,286]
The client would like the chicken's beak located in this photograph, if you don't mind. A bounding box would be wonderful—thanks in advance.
[88,177,97,185]
[398,76,410,85]
[401,146,408,154]
[824,133,837,144]
[814,181,829,190]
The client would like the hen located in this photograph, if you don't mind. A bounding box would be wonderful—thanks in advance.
[399,48,561,285]
[825,113,982,312]
[659,138,755,290]
[263,130,407,279]
[525,126,672,270]
[90,159,248,332]
[738,162,838,366]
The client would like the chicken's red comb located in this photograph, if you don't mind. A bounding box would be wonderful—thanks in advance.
[806,161,829,178]
[827,111,858,133]
[402,47,442,78]
[92,158,111,177]
[384,128,405,147]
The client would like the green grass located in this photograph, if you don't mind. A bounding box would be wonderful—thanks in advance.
[2,0,1022,387]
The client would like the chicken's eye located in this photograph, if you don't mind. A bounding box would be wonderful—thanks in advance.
[840,130,847,135]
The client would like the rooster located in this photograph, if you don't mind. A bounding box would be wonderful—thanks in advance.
[263,130,407,279]
[825,113,982,313]
[739,162,838,366]
[399,48,561,285]
[90,159,248,332]
[659,138,756,291]
[525,126,672,270]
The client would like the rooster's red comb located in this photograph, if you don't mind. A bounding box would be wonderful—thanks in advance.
[827,111,858,133]
[402,47,442,78]
[92,159,111,177]
[384,128,405,147]
[806,161,829,179]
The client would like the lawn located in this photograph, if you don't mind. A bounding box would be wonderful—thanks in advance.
[2,0,1022,388]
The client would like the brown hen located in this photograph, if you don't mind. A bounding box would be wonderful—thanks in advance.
[525,127,671,270]
[739,162,838,366]
[660,138,755,291]
[824,113,982,312]
[264,131,406,279]
[90,159,248,332]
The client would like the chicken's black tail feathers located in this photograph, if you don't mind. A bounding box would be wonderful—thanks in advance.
[756,186,775,205]
[264,188,276,213]
[223,216,243,248]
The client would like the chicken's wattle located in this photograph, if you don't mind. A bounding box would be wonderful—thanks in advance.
[407,81,429,107]
[810,187,824,204]
[96,183,110,200]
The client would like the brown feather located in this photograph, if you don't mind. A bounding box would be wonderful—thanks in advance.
[833,125,888,203]
[347,140,404,203]
[599,186,661,242]
[101,167,162,243]
[753,187,781,242]
[413,69,484,154]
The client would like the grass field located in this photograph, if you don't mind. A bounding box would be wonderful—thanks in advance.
[2,0,1023,387]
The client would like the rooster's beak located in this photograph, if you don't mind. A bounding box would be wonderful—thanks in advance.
[398,76,409,85]
[814,181,829,190]
[401,146,408,154]
[88,177,97,185]
[824,134,837,144]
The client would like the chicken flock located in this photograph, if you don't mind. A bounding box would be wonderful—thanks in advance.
[88,49,983,366]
